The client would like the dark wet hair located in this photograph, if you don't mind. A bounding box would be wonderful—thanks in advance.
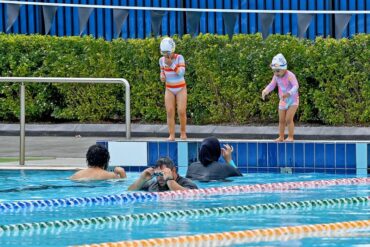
[86,144,110,170]
[199,137,221,166]
[155,157,175,170]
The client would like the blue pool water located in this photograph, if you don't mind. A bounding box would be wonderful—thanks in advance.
[0,171,369,247]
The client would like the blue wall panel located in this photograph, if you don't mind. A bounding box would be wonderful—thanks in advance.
[267,143,277,168]
[249,0,258,34]
[294,143,304,168]
[273,0,281,35]
[105,0,113,40]
[169,0,177,36]
[73,0,80,36]
[367,0,370,33]
[207,0,215,34]
[0,0,368,40]
[130,140,368,175]
[237,143,247,168]
[232,0,240,34]
[286,143,294,167]
[277,143,286,167]
[308,0,316,39]
[283,0,291,35]
[216,0,224,35]
[248,143,257,167]
[336,144,346,169]
[145,0,152,37]
[305,143,315,168]
[65,0,72,36]
[129,0,137,38]
[240,0,247,33]
[160,0,168,36]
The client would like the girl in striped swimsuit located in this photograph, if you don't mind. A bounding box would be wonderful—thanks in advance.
[262,53,299,142]
[159,37,187,141]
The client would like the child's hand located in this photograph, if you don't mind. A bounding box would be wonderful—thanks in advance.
[164,57,173,67]
[282,92,290,99]
[160,74,166,82]
[261,90,268,100]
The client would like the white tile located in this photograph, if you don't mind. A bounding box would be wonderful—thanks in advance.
[355,143,368,176]
[108,141,147,167]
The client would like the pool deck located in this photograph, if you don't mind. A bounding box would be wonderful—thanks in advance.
[0,123,369,170]
[1,123,370,140]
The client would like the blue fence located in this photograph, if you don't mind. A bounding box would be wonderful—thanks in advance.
[0,0,369,40]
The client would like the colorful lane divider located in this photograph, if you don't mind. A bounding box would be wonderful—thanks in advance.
[0,196,368,236]
[76,219,370,247]
[0,178,369,212]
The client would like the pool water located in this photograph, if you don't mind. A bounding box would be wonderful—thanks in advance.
[0,171,369,246]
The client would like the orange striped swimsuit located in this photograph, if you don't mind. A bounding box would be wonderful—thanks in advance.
[159,54,186,95]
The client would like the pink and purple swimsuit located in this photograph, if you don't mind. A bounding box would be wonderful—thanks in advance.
[264,70,299,110]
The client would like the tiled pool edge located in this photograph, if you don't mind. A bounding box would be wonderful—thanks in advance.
[99,141,370,175]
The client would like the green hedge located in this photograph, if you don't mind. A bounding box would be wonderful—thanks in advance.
[0,33,369,125]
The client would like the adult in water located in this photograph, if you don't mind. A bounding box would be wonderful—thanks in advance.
[70,144,126,180]
[186,137,242,181]
[159,37,187,141]
[128,157,198,192]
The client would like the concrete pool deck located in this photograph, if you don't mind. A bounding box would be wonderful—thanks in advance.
[0,123,369,170]
[1,123,370,140]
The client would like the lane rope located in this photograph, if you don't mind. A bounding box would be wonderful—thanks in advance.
[0,178,369,212]
[76,219,370,247]
[0,196,368,236]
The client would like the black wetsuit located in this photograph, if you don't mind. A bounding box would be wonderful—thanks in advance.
[186,161,242,181]
[140,176,198,192]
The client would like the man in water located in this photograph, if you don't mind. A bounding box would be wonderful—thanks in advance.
[70,144,126,180]
[128,157,197,192]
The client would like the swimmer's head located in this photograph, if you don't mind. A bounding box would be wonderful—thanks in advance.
[160,37,176,56]
[86,144,110,170]
[270,53,287,70]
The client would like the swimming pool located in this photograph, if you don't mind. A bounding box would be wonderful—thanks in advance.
[0,171,369,246]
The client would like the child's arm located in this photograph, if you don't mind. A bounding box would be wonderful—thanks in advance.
[172,55,185,77]
[262,77,277,100]
[288,73,299,96]
[159,58,166,82]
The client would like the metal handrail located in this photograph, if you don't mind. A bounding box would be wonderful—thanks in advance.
[0,77,131,166]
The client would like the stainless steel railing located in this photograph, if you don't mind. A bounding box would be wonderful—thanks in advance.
[0,77,131,165]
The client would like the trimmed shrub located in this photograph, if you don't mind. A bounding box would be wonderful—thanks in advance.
[0,33,368,125]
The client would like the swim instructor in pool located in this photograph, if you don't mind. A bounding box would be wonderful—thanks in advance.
[70,144,126,181]
[128,157,198,192]
[186,137,242,181]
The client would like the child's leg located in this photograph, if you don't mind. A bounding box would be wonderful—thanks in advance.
[276,109,286,142]
[176,87,187,139]
[165,89,176,141]
[285,105,298,141]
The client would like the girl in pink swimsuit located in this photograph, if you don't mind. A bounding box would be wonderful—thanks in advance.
[159,37,187,141]
[262,53,299,142]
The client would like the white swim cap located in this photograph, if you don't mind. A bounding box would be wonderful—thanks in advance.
[160,37,175,53]
[270,53,287,70]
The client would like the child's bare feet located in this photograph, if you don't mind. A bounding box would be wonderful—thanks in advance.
[284,137,294,142]
[275,137,284,142]
[180,133,187,140]
[167,136,175,141]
